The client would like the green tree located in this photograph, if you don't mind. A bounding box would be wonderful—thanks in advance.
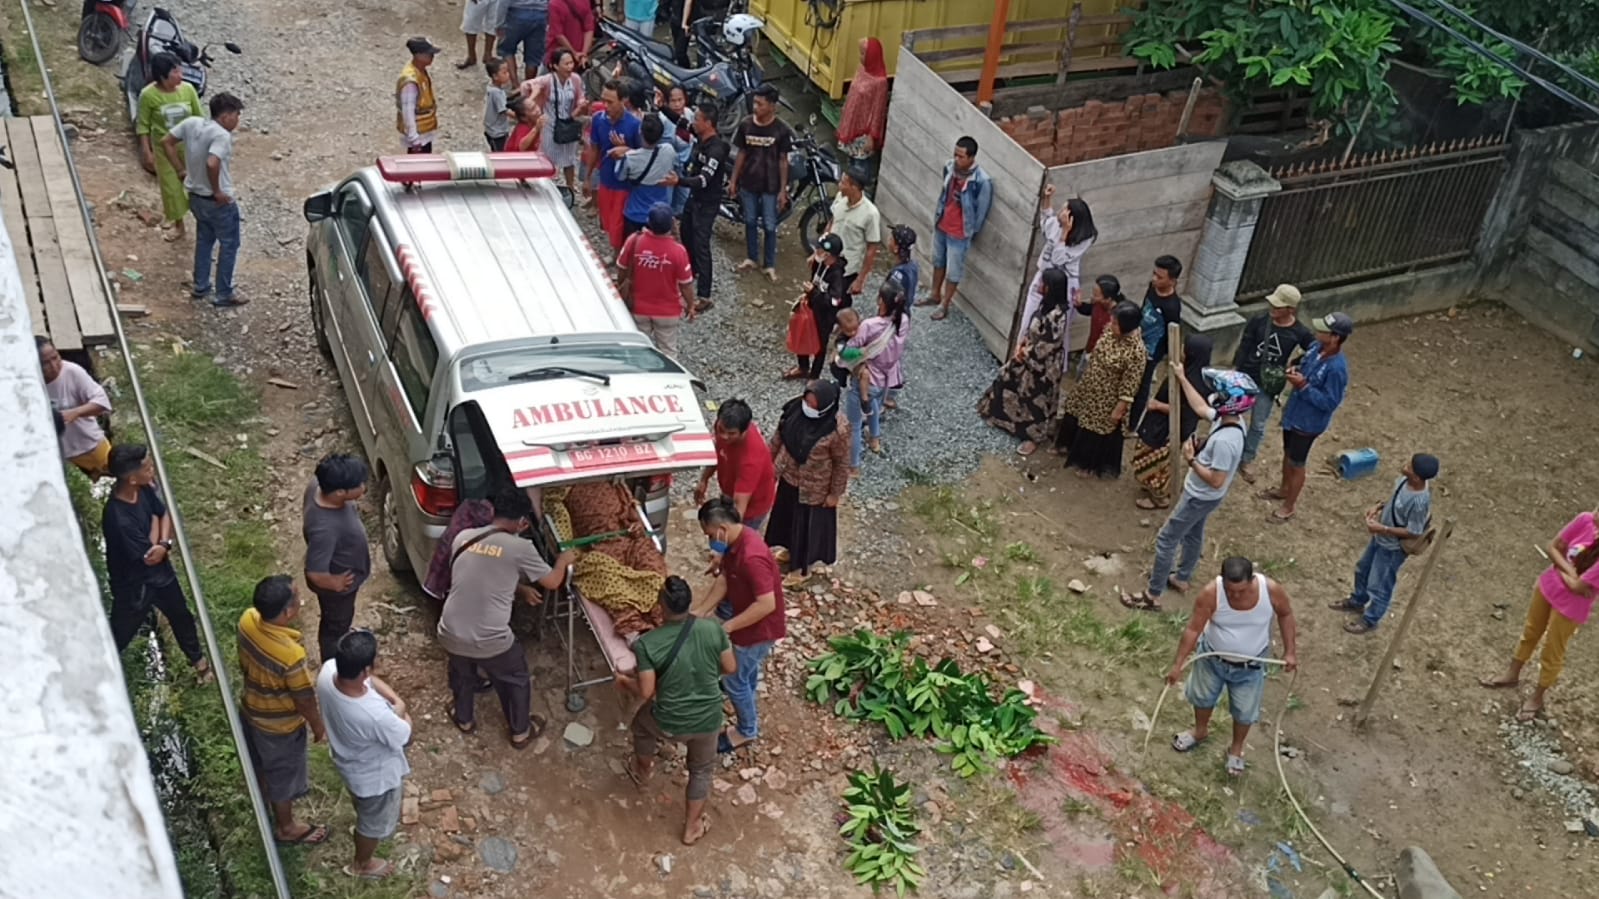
[1124,0,1532,136]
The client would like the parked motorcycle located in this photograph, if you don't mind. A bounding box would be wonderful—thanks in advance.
[77,0,135,65]
[718,117,839,255]
[120,7,241,161]
[586,14,767,135]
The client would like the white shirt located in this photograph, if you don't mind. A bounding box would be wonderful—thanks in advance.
[315,661,411,797]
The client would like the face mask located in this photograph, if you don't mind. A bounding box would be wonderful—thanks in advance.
[801,403,823,419]
[708,538,730,555]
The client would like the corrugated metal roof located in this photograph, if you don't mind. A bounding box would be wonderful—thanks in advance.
[374,176,635,351]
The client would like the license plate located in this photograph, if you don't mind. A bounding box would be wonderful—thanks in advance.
[567,443,660,469]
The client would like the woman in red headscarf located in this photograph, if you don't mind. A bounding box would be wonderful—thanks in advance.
[836,38,889,192]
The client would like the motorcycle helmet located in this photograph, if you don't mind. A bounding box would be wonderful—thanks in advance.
[722,13,765,48]
[1201,368,1259,417]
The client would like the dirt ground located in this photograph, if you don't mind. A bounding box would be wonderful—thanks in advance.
[37,0,1599,894]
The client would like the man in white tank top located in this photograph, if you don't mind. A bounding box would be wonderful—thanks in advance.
[1165,556,1298,776]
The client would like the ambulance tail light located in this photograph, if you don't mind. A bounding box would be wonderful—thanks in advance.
[378,152,558,185]
[412,460,459,517]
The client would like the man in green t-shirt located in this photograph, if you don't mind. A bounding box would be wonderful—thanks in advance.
[619,575,734,846]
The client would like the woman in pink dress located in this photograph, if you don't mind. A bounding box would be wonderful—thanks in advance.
[1480,509,1599,720]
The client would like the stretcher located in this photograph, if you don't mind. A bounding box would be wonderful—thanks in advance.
[542,500,665,713]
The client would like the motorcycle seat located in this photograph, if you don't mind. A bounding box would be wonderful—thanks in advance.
[616,23,678,61]
[652,56,717,86]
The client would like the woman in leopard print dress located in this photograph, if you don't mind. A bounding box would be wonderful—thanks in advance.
[1054,300,1147,478]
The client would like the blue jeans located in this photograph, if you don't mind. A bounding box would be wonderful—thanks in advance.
[190,195,241,301]
[740,191,779,269]
[1349,539,1408,628]
[845,382,886,470]
[723,640,775,739]
[1186,639,1267,725]
[498,8,547,69]
[1148,492,1223,597]
[1241,390,1277,464]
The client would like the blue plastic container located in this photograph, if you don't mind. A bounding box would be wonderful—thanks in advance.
[1336,448,1381,480]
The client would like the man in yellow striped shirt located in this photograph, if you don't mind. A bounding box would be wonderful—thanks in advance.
[238,575,329,845]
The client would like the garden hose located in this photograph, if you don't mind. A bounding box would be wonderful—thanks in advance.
[1141,651,1387,899]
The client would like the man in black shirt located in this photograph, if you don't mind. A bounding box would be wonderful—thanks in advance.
[1231,283,1315,483]
[679,100,730,313]
[1128,254,1185,432]
[787,233,849,380]
[728,84,794,281]
[102,443,211,680]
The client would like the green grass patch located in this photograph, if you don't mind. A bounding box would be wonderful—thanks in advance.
[0,0,126,120]
[87,346,419,899]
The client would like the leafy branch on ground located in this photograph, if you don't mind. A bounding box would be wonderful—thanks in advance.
[807,630,1056,777]
[840,765,926,895]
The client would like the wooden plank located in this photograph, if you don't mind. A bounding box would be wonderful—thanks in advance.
[1527,227,1599,293]
[0,148,44,332]
[915,31,1127,65]
[1075,170,1218,219]
[31,117,113,344]
[6,119,80,351]
[928,55,1140,86]
[1551,158,1599,208]
[908,14,1129,48]
[1087,198,1209,246]
[1047,141,1224,191]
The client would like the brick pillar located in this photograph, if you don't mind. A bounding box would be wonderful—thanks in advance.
[1182,161,1281,331]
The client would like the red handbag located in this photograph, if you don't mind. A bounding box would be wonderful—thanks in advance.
[786,301,821,356]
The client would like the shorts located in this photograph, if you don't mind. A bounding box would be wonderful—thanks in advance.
[69,437,113,479]
[1185,652,1267,725]
[352,785,404,840]
[1282,428,1320,469]
[461,0,502,35]
[932,230,970,283]
[242,720,309,804]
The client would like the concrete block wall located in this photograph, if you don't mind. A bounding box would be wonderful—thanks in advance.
[995,89,1227,167]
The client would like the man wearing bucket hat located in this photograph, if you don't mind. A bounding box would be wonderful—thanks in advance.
[1231,284,1315,484]
[1123,368,1257,612]
[1263,311,1352,523]
[1330,453,1438,634]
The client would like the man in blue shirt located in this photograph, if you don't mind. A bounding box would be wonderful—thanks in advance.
[1265,311,1351,522]
[591,79,642,250]
[1329,453,1438,634]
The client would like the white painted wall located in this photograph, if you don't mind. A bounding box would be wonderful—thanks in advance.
[0,214,183,897]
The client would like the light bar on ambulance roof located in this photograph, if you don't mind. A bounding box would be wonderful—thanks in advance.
[377,151,558,184]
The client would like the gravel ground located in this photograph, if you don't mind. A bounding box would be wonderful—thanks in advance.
[572,212,1017,503]
[1501,719,1599,820]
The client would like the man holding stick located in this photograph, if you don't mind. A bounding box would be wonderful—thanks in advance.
[1123,368,1256,613]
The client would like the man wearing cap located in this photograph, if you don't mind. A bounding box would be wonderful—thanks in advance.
[1124,367,1255,613]
[397,38,442,154]
[1330,453,1438,634]
[1264,311,1351,522]
[616,203,695,357]
[1231,284,1314,484]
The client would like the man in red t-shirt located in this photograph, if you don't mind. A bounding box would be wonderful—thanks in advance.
[694,398,777,533]
[616,203,694,358]
[693,497,785,752]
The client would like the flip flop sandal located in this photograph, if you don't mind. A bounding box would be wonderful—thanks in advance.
[1225,755,1247,777]
[694,299,715,313]
[446,703,477,734]
[279,823,330,846]
[1477,676,1521,690]
[1327,598,1365,613]
[1119,591,1162,613]
[344,860,396,880]
[1016,442,1038,457]
[623,757,651,787]
[1171,731,1206,753]
[1515,704,1545,723]
[1166,577,1190,594]
[1266,510,1295,524]
[1135,496,1170,510]
[718,731,757,754]
[1343,620,1376,635]
[1256,488,1286,501]
[682,813,713,846]
[781,367,807,380]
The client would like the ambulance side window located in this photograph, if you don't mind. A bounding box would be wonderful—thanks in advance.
[390,300,439,422]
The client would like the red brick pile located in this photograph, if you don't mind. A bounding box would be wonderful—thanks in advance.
[996,89,1228,166]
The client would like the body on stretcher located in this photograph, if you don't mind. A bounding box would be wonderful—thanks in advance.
[542,499,665,713]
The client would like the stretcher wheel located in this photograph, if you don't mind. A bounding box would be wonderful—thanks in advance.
[566,692,588,713]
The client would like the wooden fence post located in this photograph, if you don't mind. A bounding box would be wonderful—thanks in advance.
[1355,519,1456,728]
[1166,322,1184,494]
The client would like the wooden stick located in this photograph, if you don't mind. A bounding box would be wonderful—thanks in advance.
[1355,519,1455,728]
[1166,322,1184,497]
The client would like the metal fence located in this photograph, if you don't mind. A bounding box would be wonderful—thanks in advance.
[1236,137,1507,299]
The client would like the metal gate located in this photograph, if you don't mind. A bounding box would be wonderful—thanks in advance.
[1236,137,1507,299]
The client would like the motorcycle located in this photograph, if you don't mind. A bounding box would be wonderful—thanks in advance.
[77,0,135,65]
[586,15,767,135]
[120,8,242,160]
[718,117,839,255]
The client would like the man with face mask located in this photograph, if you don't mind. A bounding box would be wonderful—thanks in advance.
[692,497,785,753]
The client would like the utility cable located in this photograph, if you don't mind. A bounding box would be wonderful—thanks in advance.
[15,1,292,895]
[1143,651,1387,899]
